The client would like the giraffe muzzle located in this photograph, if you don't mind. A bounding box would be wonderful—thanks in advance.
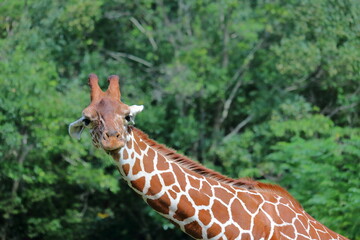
[101,131,125,151]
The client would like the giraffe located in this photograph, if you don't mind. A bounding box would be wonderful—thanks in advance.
[69,74,348,240]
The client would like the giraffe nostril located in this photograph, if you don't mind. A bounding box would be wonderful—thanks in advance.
[104,131,120,138]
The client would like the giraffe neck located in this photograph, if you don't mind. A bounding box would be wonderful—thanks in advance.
[112,127,348,240]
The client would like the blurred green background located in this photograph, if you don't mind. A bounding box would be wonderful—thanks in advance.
[0,0,359,239]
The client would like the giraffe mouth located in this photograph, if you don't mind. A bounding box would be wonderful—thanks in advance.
[101,136,125,151]
[103,142,123,156]
[102,144,124,154]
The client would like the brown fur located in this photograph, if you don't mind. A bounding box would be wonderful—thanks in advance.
[131,127,302,209]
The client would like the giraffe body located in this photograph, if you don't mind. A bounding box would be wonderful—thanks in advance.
[69,74,348,240]
[115,127,346,240]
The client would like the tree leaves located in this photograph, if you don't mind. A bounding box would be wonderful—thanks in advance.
[0,0,359,239]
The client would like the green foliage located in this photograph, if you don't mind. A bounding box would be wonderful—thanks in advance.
[267,128,360,237]
[214,98,359,238]
[0,0,359,239]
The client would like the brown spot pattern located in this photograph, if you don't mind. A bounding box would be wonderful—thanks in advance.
[214,187,234,205]
[207,222,222,238]
[172,185,180,193]
[298,214,309,230]
[122,149,128,159]
[132,158,142,175]
[224,224,240,240]
[134,142,141,155]
[130,176,146,191]
[277,204,296,223]
[161,172,175,186]
[308,225,318,238]
[133,132,141,143]
[198,209,211,226]
[172,164,187,191]
[252,211,271,239]
[126,139,132,149]
[157,154,170,171]
[200,181,212,195]
[318,230,332,239]
[173,195,195,221]
[144,149,155,173]
[240,233,252,240]
[189,176,201,189]
[138,139,147,151]
[231,199,251,230]
[184,221,202,239]
[212,199,229,224]
[146,175,162,196]
[188,189,210,206]
[239,193,262,214]
[275,225,296,239]
[122,164,130,176]
[147,193,171,215]
[294,219,308,235]
[262,202,283,224]
[168,190,177,199]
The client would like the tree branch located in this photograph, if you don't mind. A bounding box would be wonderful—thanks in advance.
[322,85,360,118]
[327,102,358,118]
[179,0,192,37]
[223,115,253,141]
[105,50,153,67]
[129,17,158,50]
[219,38,265,126]
[220,6,230,68]
[3,136,33,240]
[11,135,33,197]
[80,191,90,217]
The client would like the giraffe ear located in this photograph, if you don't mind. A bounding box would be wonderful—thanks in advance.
[127,105,144,125]
[129,105,144,115]
[69,117,85,140]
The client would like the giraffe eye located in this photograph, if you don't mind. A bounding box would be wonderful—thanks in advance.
[125,115,131,122]
[83,118,91,126]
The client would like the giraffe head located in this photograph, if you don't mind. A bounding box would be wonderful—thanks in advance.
[69,74,143,153]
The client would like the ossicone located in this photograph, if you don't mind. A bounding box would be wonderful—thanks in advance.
[88,73,103,101]
[87,74,122,102]
[106,75,121,100]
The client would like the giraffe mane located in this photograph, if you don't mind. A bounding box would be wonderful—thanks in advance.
[132,127,302,209]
